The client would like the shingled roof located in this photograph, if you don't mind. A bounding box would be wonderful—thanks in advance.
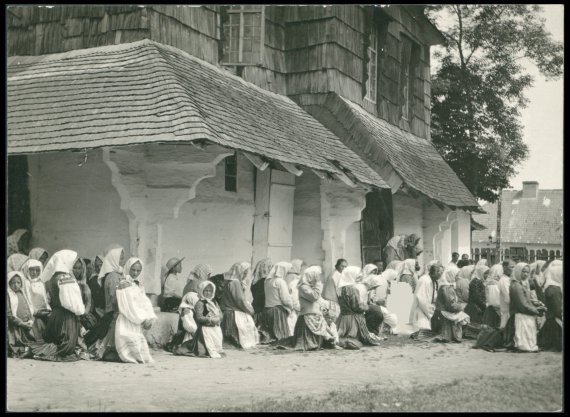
[298,93,480,210]
[7,39,388,189]
[473,188,563,245]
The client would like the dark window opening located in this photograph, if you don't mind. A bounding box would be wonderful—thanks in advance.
[7,155,31,235]
[225,153,238,192]
[360,189,394,266]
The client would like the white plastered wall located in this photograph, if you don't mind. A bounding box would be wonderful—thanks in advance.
[27,149,131,259]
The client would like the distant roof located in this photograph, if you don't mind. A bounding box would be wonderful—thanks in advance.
[299,93,480,210]
[473,189,563,245]
[7,39,388,189]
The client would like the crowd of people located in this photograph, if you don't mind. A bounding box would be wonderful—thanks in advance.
[6,228,563,364]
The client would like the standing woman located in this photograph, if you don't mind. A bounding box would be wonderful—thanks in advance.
[482,264,503,329]
[220,262,259,349]
[336,266,383,349]
[251,258,273,327]
[464,264,489,324]
[87,247,125,361]
[538,260,562,352]
[115,257,157,363]
[504,262,545,352]
[28,248,50,267]
[285,259,306,336]
[21,259,51,340]
[262,262,294,342]
[7,272,37,358]
[33,250,86,361]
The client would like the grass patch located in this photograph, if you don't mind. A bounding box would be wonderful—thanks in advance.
[218,369,562,412]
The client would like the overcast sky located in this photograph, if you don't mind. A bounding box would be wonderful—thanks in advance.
[511,4,563,191]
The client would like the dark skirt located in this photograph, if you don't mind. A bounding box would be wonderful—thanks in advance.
[464,303,484,324]
[32,307,81,361]
[538,318,562,352]
[437,317,463,343]
[84,311,114,346]
[8,323,36,358]
[337,313,380,347]
[162,297,181,313]
[364,305,384,335]
[275,315,334,351]
[503,315,516,349]
[261,306,291,342]
[474,327,505,352]
[221,310,241,347]
[482,306,501,329]
[463,322,482,340]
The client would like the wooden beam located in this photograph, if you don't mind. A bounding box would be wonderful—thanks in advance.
[280,161,303,176]
[243,152,269,171]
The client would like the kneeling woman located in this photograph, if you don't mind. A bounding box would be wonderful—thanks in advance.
[7,272,37,358]
[33,250,87,361]
[432,267,470,343]
[262,262,294,342]
[115,258,157,363]
[337,266,383,349]
[220,262,259,349]
[174,281,225,358]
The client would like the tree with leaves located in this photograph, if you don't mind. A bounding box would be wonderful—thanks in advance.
[427,5,563,202]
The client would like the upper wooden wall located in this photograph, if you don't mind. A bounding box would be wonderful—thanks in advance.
[7,5,436,138]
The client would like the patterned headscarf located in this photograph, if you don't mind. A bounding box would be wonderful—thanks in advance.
[191,264,213,282]
[28,248,49,264]
[298,266,322,287]
[267,262,292,280]
[224,262,251,282]
[7,254,29,272]
[39,249,78,282]
[251,258,273,286]
[7,229,29,256]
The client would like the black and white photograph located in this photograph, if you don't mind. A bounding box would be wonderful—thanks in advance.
[6,4,563,412]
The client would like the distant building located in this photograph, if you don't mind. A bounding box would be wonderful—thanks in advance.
[472,181,563,264]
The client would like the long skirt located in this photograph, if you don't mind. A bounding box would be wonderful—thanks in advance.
[173,325,224,358]
[84,311,114,346]
[437,318,463,343]
[261,306,291,342]
[275,314,335,351]
[221,310,259,349]
[514,313,538,352]
[482,306,501,329]
[115,314,154,364]
[364,305,384,335]
[503,315,516,349]
[93,313,121,362]
[8,324,36,358]
[474,327,505,352]
[464,303,484,324]
[32,307,81,362]
[337,313,382,348]
[537,318,562,352]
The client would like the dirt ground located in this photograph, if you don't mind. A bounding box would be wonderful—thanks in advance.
[7,337,563,412]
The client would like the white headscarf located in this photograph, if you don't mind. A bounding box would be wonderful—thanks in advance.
[267,262,292,280]
[298,265,322,288]
[197,280,220,317]
[39,249,78,283]
[98,247,124,283]
[442,263,460,286]
[7,271,34,317]
[543,260,562,293]
[486,264,503,285]
[360,264,379,280]
[7,254,29,273]
[20,259,50,312]
[123,257,144,287]
[338,266,361,289]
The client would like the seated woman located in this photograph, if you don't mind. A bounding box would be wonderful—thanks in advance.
[21,259,51,341]
[504,263,545,352]
[7,272,37,358]
[481,264,503,329]
[336,266,383,349]
[276,266,339,351]
[251,258,273,327]
[161,258,186,313]
[262,262,294,342]
[32,250,87,362]
[432,267,469,343]
[86,247,125,361]
[28,247,50,267]
[220,262,259,349]
[538,260,562,352]
[115,257,157,364]
[174,281,225,358]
